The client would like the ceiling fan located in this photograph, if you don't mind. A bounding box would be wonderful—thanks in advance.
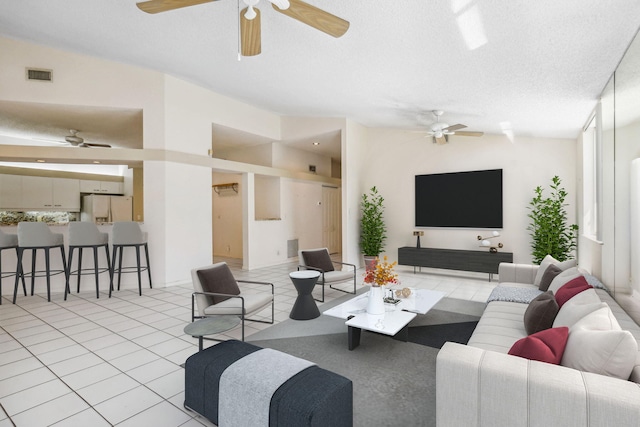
[37,130,112,148]
[422,110,484,145]
[135,0,350,56]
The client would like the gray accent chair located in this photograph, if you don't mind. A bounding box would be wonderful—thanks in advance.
[66,222,111,300]
[298,248,356,302]
[0,229,26,304]
[13,222,68,303]
[109,221,152,297]
[191,262,274,341]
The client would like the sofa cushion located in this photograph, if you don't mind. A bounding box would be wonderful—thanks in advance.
[508,326,569,364]
[547,267,585,294]
[555,276,591,308]
[467,301,528,353]
[533,255,577,287]
[301,249,335,272]
[197,265,241,305]
[523,291,559,335]
[553,289,605,328]
[561,307,637,380]
[538,264,563,291]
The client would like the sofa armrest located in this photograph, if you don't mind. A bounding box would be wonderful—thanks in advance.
[436,342,640,427]
[498,262,539,285]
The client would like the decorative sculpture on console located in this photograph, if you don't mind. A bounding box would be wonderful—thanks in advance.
[477,231,503,253]
[413,231,424,248]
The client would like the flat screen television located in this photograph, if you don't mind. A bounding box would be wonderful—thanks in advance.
[415,169,503,228]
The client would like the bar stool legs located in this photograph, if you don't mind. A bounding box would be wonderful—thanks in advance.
[65,244,111,300]
[13,245,68,303]
[109,242,152,297]
[109,222,152,298]
[0,245,26,305]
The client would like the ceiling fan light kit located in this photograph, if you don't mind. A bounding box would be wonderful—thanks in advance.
[136,0,349,57]
[421,110,484,144]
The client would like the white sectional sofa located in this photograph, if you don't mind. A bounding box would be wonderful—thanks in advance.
[436,262,640,427]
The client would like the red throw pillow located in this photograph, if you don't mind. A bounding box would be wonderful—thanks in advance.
[554,276,592,307]
[508,327,569,365]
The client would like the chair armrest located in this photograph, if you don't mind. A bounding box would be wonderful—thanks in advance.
[192,291,246,321]
[193,291,246,300]
[237,280,274,294]
[331,261,356,272]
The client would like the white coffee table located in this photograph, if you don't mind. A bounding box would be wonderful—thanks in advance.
[323,288,446,350]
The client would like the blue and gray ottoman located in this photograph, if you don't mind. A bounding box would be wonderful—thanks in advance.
[184,340,353,427]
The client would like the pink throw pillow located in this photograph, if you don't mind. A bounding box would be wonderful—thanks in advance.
[554,276,592,308]
[508,327,569,365]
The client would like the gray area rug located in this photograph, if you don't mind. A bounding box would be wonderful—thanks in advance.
[248,296,485,427]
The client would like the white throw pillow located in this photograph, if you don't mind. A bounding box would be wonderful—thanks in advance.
[569,304,621,331]
[533,255,578,287]
[552,289,605,328]
[561,328,637,379]
[533,255,559,287]
[547,267,586,294]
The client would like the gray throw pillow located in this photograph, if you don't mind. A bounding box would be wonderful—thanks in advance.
[302,249,335,272]
[524,291,559,335]
[539,264,563,291]
[197,264,241,305]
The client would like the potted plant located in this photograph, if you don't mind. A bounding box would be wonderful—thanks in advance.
[360,186,387,269]
[527,175,579,264]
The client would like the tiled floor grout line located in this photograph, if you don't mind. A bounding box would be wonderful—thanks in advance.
[1,293,202,426]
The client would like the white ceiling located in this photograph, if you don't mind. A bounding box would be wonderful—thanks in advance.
[0,0,639,152]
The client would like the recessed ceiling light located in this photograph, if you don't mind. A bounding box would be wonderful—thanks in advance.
[36,159,46,163]
[93,161,101,164]
[312,142,320,146]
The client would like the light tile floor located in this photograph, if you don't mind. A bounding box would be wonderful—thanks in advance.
[0,257,496,426]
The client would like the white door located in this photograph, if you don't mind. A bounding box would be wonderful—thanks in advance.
[322,186,341,254]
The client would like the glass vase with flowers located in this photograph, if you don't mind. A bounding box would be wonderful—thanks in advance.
[363,256,398,314]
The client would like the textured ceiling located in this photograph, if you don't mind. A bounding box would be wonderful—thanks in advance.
[0,0,639,146]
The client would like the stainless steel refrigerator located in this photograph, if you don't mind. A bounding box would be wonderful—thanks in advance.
[81,194,133,223]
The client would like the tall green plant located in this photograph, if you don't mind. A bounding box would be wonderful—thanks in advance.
[527,176,578,264]
[360,186,387,256]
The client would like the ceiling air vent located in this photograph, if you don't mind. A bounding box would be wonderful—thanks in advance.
[26,68,53,82]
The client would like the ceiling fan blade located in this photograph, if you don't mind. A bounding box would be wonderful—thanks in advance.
[443,123,467,132]
[241,7,261,56]
[272,0,349,38]
[136,0,216,14]
[435,135,448,145]
[454,131,484,137]
[81,143,112,148]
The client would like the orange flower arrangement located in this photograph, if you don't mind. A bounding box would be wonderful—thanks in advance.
[363,256,399,287]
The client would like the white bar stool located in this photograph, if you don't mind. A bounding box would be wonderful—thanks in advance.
[13,222,68,303]
[109,221,152,297]
[65,222,111,300]
[0,229,26,304]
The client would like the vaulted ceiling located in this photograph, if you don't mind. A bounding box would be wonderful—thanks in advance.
[1,0,639,148]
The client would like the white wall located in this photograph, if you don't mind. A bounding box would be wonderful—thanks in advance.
[272,143,331,176]
[359,130,577,264]
[255,175,281,220]
[215,143,274,167]
[343,120,369,266]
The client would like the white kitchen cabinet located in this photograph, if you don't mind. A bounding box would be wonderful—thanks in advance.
[11,175,80,211]
[0,174,22,209]
[52,178,80,210]
[21,175,54,209]
[79,180,124,194]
